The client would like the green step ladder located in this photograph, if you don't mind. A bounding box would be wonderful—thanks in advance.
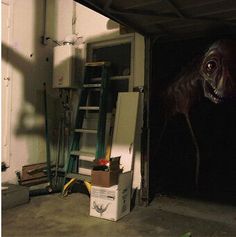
[62,62,110,196]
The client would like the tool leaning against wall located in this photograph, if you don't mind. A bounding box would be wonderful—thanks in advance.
[15,83,65,195]
[15,83,73,195]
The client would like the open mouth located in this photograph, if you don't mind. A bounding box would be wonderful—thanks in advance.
[204,81,223,103]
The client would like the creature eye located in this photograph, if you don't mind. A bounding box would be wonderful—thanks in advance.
[206,60,217,73]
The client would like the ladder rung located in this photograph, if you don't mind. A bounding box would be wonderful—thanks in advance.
[85,61,110,67]
[79,106,99,111]
[80,157,95,162]
[70,150,95,157]
[79,167,92,176]
[70,151,95,162]
[66,173,91,182]
[90,77,102,82]
[83,84,101,88]
[75,129,97,134]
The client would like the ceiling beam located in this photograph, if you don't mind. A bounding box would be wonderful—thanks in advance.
[165,0,185,18]
[180,0,233,11]
[123,0,162,10]
[77,0,236,38]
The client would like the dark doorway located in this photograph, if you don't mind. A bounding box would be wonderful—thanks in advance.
[149,37,236,204]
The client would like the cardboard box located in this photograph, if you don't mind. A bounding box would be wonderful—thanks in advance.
[91,156,122,187]
[91,169,121,187]
[90,171,131,221]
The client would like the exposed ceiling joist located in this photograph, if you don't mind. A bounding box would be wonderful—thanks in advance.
[77,0,236,40]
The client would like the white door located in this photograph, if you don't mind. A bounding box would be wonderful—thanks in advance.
[111,92,140,172]
[2,1,12,166]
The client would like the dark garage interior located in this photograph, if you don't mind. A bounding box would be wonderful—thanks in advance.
[79,0,236,205]
[149,37,236,204]
[2,0,236,236]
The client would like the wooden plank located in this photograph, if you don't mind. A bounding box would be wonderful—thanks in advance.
[111,92,140,172]
[21,163,48,182]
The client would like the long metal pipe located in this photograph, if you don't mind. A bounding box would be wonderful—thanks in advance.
[43,82,52,187]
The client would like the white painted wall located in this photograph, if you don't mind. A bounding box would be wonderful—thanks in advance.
[75,3,120,42]
[2,0,12,169]
[74,3,121,65]
[1,0,56,183]
[1,1,145,189]
[45,0,74,42]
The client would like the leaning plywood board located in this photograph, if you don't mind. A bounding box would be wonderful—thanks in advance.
[111,92,140,172]
[132,93,143,189]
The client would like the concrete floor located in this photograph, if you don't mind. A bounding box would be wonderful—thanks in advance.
[2,192,236,237]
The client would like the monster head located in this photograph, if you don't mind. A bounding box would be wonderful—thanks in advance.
[200,40,236,103]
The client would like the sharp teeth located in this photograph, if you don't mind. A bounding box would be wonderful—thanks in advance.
[213,89,223,98]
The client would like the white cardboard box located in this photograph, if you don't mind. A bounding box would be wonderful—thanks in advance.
[90,172,131,221]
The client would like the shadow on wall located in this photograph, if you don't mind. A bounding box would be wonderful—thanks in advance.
[1,10,122,138]
[1,1,133,184]
[2,1,130,162]
[2,42,84,149]
[2,42,58,138]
